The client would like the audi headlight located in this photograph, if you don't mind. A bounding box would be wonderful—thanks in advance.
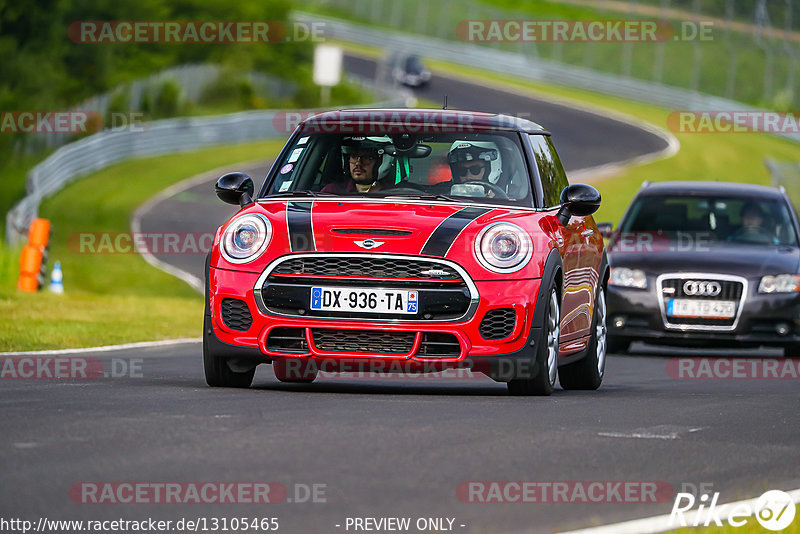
[221,214,271,264]
[609,267,647,289]
[759,274,800,294]
[474,222,532,273]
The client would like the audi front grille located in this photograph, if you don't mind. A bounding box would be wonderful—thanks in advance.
[657,273,748,331]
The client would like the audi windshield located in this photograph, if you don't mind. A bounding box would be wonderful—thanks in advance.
[619,195,799,247]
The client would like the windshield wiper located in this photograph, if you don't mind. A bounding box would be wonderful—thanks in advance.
[377,193,461,202]
[263,191,319,198]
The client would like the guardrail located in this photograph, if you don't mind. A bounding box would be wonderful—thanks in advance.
[5,79,411,245]
[301,13,800,146]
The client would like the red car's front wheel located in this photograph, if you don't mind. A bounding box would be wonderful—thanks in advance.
[203,314,256,388]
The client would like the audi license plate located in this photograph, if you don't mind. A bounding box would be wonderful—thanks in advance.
[310,287,418,314]
[667,299,736,319]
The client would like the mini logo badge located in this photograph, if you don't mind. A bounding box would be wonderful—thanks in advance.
[354,239,384,250]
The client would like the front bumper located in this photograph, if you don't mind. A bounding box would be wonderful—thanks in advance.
[607,283,800,348]
[209,265,543,367]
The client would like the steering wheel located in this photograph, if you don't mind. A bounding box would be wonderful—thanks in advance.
[729,226,777,244]
[460,180,509,199]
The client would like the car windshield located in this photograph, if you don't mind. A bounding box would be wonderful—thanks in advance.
[404,56,423,72]
[619,194,799,246]
[264,131,534,207]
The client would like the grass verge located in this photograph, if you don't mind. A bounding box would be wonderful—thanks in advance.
[0,140,284,352]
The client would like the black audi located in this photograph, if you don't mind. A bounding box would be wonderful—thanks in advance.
[600,181,800,355]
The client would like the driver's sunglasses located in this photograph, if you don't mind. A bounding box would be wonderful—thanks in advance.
[348,153,378,163]
[456,165,485,177]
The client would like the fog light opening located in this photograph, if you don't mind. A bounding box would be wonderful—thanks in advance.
[613,316,626,329]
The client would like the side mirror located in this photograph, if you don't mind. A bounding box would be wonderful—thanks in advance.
[215,172,255,207]
[557,184,601,225]
[596,222,613,238]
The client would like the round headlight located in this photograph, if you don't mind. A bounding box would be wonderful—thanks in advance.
[474,222,532,273]
[221,214,271,264]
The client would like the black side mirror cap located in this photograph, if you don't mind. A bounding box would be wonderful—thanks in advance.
[215,172,255,207]
[596,222,613,238]
[557,184,601,225]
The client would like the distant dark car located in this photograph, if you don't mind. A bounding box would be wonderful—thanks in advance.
[602,181,800,355]
[391,54,431,87]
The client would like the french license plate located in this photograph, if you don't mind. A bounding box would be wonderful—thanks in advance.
[667,299,736,319]
[310,287,419,314]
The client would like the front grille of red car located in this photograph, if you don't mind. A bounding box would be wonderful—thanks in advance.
[256,254,478,322]
[479,308,517,340]
[221,298,253,331]
[311,329,415,354]
[272,256,462,280]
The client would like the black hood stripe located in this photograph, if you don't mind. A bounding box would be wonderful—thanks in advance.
[287,201,315,251]
[421,207,492,257]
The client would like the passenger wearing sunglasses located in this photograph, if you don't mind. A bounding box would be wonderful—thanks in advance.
[446,140,502,197]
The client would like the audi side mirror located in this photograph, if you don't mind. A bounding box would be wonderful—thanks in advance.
[557,184,601,225]
[215,172,255,208]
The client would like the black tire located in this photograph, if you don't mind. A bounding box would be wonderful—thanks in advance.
[203,314,255,388]
[507,285,560,396]
[607,336,631,354]
[272,358,318,384]
[559,285,607,390]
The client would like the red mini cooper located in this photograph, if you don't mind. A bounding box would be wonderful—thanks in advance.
[204,109,607,395]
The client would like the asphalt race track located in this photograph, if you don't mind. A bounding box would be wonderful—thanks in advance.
[2,57,798,534]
